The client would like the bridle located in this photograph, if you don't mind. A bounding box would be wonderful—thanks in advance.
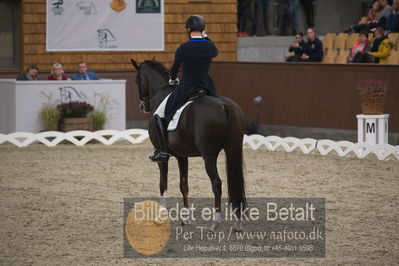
[136,69,170,113]
[136,71,150,112]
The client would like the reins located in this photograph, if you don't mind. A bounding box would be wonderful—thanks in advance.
[149,84,171,100]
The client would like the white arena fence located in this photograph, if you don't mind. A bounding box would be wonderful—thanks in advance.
[0,130,398,161]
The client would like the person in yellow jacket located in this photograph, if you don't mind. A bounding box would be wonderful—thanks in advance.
[370,27,394,64]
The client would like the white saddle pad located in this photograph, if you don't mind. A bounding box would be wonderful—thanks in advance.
[153,93,193,131]
[167,101,193,131]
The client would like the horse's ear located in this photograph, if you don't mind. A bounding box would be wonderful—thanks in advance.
[152,56,156,61]
[130,59,139,70]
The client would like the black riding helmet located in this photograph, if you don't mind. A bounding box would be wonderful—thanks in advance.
[185,15,205,32]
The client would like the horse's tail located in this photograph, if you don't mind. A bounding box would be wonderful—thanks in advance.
[223,100,247,212]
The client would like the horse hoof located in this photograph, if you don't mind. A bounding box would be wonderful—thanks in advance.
[209,221,221,232]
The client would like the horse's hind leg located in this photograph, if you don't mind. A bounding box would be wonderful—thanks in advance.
[203,156,222,232]
[177,156,190,224]
[158,161,168,208]
[177,157,189,207]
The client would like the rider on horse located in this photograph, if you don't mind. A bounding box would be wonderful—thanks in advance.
[150,15,219,162]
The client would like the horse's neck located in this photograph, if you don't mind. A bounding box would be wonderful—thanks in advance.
[151,85,171,114]
[142,63,171,113]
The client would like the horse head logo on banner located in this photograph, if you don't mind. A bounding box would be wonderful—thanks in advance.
[59,86,84,103]
[97,29,117,49]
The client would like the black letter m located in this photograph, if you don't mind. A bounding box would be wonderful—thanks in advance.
[366,122,375,133]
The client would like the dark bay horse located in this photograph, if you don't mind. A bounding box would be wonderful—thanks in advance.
[131,59,246,231]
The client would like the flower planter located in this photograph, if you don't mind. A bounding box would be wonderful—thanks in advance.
[359,91,386,115]
[59,117,93,132]
[357,80,387,115]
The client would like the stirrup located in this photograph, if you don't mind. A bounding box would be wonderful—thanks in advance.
[149,151,170,162]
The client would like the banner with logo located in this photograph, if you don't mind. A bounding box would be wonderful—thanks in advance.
[46,0,164,51]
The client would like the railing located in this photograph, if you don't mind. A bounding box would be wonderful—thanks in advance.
[1,129,398,161]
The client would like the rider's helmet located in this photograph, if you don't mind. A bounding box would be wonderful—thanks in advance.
[185,15,205,32]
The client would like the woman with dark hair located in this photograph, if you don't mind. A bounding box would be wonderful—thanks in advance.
[369,27,394,63]
[348,31,372,62]
[286,32,306,62]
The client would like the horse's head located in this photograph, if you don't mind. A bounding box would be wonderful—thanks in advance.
[131,58,170,113]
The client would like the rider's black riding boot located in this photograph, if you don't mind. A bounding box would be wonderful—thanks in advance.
[149,115,170,163]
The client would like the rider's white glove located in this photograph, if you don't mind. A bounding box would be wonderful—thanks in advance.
[169,78,179,86]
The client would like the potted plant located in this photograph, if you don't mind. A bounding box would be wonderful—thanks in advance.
[356,80,387,115]
[39,92,61,131]
[90,110,107,131]
[89,92,119,131]
[58,101,94,131]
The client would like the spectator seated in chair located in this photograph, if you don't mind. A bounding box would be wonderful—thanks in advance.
[47,63,68,80]
[369,0,393,31]
[71,61,99,80]
[369,27,394,64]
[348,31,372,63]
[286,32,306,62]
[16,64,39,81]
[343,0,384,33]
[299,28,323,62]
[343,1,380,33]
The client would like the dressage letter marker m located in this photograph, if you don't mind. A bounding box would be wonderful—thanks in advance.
[366,122,375,134]
[357,115,389,144]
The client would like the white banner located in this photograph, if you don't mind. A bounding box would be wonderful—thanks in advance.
[46,0,164,51]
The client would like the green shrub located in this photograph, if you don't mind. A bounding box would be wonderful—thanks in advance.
[40,106,60,131]
[89,110,107,130]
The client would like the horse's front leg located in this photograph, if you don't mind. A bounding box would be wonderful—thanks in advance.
[177,156,190,224]
[203,156,222,232]
[158,161,168,209]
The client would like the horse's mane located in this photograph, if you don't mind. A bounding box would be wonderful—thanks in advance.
[143,60,170,79]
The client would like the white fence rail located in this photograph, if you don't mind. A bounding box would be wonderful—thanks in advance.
[1,130,398,161]
[243,135,399,161]
[0,129,149,147]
